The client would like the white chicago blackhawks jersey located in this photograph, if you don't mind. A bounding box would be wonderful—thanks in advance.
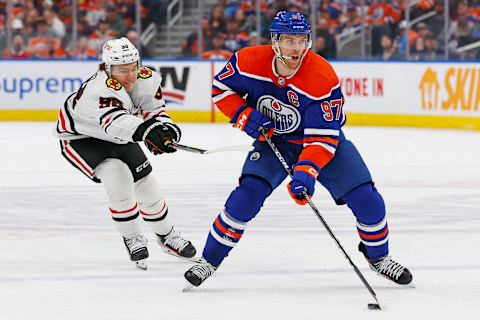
[54,67,173,144]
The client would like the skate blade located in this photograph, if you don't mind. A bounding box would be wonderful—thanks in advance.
[182,280,194,292]
[161,247,200,262]
[135,260,147,270]
[374,271,415,288]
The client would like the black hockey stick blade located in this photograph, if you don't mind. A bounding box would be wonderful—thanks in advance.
[173,143,254,154]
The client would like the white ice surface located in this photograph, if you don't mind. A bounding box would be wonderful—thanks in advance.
[1,123,479,320]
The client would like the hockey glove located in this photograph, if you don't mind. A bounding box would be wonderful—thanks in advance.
[162,122,182,144]
[231,106,274,140]
[287,164,319,205]
[133,118,178,154]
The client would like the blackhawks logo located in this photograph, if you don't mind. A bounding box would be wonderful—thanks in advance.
[137,67,153,79]
[106,78,122,90]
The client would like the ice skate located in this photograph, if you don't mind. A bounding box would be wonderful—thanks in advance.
[359,242,414,287]
[157,228,197,261]
[183,257,217,291]
[123,234,149,270]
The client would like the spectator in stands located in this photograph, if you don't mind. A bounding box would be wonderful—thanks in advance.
[44,9,66,39]
[411,36,427,60]
[394,20,418,54]
[427,1,446,40]
[224,19,249,52]
[210,5,227,34]
[0,0,476,61]
[83,0,107,28]
[89,18,116,53]
[272,0,289,12]
[40,0,55,16]
[450,14,474,48]
[223,0,241,19]
[410,0,435,20]
[452,0,469,21]
[32,17,54,38]
[234,8,255,34]
[142,0,169,26]
[367,0,401,25]
[32,36,67,59]
[24,2,40,28]
[285,2,299,13]
[105,3,128,37]
[27,18,55,53]
[326,0,343,26]
[239,0,268,15]
[338,4,362,38]
[76,14,94,37]
[260,5,277,39]
[449,13,476,59]
[182,18,210,57]
[247,31,261,47]
[17,20,35,46]
[68,35,97,59]
[2,33,32,59]
[0,10,5,54]
[118,0,136,28]
[11,18,25,37]
[424,34,444,60]
[378,34,403,60]
[314,36,328,59]
[126,29,152,58]
[315,17,337,59]
[202,32,232,59]
[416,22,430,39]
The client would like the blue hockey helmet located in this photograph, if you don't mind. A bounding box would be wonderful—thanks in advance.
[270,11,312,43]
[270,11,312,66]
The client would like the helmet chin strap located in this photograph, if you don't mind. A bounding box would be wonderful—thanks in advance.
[272,42,289,68]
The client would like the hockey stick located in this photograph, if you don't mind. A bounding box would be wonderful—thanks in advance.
[260,129,383,310]
[173,143,254,155]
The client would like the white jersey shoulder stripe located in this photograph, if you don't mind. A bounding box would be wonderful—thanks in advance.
[212,90,236,103]
[303,142,336,154]
[288,81,341,101]
[213,79,234,91]
[304,128,340,136]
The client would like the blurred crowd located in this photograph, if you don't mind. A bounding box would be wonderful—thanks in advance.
[182,0,480,60]
[1,0,479,60]
[0,0,168,59]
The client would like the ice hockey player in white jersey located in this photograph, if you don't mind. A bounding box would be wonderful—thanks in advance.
[54,37,197,269]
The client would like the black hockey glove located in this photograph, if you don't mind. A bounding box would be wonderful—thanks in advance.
[162,122,182,144]
[133,118,181,154]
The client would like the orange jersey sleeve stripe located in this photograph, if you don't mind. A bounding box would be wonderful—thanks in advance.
[213,92,248,119]
[212,87,224,95]
[303,136,339,146]
[298,145,335,169]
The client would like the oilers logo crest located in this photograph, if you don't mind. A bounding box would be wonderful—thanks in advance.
[257,95,300,133]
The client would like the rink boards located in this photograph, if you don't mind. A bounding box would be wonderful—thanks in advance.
[0,59,479,130]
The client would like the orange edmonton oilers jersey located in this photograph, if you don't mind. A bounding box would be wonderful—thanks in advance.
[212,45,346,170]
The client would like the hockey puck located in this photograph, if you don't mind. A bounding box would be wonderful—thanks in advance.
[368,303,381,310]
